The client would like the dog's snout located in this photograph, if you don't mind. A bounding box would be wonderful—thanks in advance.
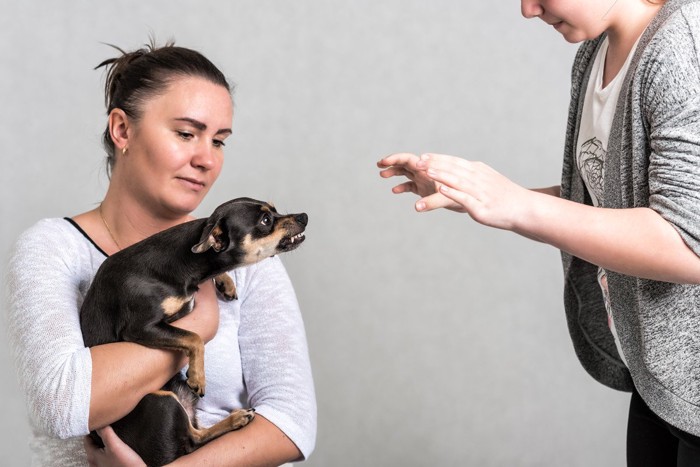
[295,213,308,226]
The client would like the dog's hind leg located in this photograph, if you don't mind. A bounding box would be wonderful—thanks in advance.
[189,408,256,447]
[123,322,207,396]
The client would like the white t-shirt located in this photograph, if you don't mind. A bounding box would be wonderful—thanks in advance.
[576,36,640,367]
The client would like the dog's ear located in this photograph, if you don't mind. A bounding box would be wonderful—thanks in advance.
[191,219,230,254]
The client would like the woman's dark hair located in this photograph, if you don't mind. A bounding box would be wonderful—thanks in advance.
[95,39,233,175]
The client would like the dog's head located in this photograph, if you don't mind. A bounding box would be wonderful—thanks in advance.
[191,197,307,265]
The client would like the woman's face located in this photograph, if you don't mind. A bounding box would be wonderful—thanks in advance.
[118,76,233,218]
[520,0,619,43]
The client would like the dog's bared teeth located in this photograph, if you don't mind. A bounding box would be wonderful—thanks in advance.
[287,233,304,245]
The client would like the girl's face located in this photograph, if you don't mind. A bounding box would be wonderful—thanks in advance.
[118,76,233,218]
[521,0,620,43]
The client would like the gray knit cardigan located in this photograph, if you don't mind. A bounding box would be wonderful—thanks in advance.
[561,0,700,435]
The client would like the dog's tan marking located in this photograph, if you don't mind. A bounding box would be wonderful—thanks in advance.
[182,332,206,396]
[161,295,194,317]
[148,331,206,396]
[189,408,255,445]
[241,231,285,264]
[241,217,304,264]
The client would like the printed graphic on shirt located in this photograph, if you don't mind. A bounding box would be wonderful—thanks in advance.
[577,136,605,207]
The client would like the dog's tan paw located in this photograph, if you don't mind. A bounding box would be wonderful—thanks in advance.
[186,371,206,397]
[228,408,255,430]
[214,274,237,301]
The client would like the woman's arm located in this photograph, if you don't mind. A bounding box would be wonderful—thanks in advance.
[88,280,220,430]
[167,415,300,467]
[84,414,299,467]
[414,153,700,284]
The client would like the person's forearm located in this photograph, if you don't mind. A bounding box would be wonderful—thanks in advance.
[89,343,185,430]
[517,190,700,284]
[530,185,561,197]
[167,415,301,467]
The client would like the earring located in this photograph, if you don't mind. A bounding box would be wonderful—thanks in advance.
[122,147,128,155]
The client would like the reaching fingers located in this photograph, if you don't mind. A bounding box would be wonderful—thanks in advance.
[415,192,462,212]
[377,152,420,167]
[437,183,477,211]
[379,165,413,180]
[417,153,473,175]
[392,181,418,194]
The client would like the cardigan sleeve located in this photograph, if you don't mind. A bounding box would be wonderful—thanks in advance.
[236,256,317,459]
[5,219,93,439]
[643,6,700,256]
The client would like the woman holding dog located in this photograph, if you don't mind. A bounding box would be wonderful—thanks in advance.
[379,0,700,465]
[7,43,316,465]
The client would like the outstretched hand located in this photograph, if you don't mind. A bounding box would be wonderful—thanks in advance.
[377,152,465,212]
[84,426,146,467]
[378,152,532,231]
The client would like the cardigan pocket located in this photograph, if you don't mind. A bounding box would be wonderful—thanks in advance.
[638,281,700,405]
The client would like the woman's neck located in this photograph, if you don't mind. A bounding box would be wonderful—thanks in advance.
[99,189,194,251]
[603,0,662,87]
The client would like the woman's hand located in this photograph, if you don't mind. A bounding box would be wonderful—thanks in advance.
[171,279,220,343]
[379,152,532,230]
[84,427,146,467]
[378,152,464,212]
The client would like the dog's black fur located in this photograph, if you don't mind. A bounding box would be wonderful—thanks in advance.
[80,197,308,466]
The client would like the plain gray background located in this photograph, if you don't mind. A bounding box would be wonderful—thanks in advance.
[1,1,632,466]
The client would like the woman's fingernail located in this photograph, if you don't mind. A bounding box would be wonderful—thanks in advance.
[440,185,449,193]
[416,202,426,211]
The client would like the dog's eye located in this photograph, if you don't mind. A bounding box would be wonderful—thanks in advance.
[260,214,272,226]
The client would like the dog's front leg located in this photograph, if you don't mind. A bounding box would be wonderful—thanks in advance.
[124,322,206,396]
[214,273,237,301]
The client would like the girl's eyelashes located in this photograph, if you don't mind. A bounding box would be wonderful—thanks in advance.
[213,139,226,148]
[177,131,194,140]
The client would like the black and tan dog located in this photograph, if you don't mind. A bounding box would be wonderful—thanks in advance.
[80,197,308,466]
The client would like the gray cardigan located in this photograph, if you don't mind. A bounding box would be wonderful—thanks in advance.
[561,0,700,435]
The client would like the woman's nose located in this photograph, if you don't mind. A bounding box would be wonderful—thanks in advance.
[191,141,217,171]
[521,0,544,19]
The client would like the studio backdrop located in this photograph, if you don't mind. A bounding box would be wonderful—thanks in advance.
[0,2,630,466]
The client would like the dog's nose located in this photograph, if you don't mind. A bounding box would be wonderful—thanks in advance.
[295,213,308,226]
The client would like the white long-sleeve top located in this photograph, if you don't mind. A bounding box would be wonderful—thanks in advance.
[6,218,317,466]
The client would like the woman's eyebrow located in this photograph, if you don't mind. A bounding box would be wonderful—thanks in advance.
[174,117,232,135]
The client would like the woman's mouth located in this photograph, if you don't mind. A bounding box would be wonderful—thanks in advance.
[177,177,206,191]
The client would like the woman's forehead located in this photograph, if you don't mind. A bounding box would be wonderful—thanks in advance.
[141,76,233,123]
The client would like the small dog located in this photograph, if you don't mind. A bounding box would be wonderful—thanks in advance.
[80,197,308,466]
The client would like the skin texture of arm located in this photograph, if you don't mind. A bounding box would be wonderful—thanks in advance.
[378,152,700,284]
[88,280,220,430]
[85,415,300,467]
[167,415,301,466]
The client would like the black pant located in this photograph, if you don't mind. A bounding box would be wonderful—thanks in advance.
[627,389,700,466]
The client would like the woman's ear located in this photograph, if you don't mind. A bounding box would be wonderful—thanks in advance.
[108,108,130,153]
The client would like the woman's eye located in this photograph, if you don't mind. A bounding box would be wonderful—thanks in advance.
[213,139,226,148]
[177,131,193,140]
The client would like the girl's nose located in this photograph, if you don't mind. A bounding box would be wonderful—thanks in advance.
[521,0,544,19]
